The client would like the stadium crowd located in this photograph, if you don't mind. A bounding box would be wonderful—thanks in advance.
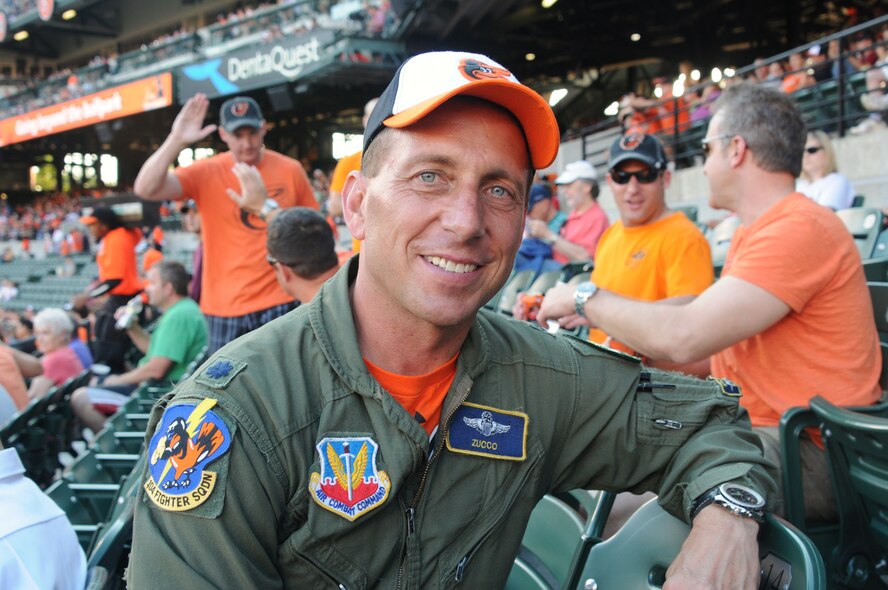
[0,5,887,587]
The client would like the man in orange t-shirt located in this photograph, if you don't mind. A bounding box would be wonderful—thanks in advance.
[134,95,317,352]
[81,206,143,373]
[539,84,881,521]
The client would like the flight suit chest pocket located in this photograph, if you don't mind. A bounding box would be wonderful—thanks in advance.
[636,391,715,447]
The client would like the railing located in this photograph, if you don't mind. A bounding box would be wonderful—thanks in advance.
[569,14,888,172]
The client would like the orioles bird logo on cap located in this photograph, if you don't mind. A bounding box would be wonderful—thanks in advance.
[459,58,512,82]
[619,133,645,151]
[231,101,250,116]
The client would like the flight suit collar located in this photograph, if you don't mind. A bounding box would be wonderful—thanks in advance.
[310,255,490,399]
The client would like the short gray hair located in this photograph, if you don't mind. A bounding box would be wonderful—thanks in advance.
[34,307,74,339]
[711,83,806,177]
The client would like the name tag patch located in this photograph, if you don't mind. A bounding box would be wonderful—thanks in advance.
[144,399,232,512]
[446,402,528,461]
[309,436,391,522]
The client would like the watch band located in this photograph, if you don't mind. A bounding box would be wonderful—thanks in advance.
[258,198,279,221]
[573,281,598,318]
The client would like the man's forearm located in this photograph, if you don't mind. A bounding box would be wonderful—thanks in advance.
[134,136,186,200]
[552,235,593,262]
[127,324,151,354]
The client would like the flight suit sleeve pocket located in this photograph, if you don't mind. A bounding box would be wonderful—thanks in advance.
[635,386,734,447]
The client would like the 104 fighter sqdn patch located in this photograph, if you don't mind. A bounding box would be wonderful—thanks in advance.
[144,399,231,512]
[309,436,391,522]
[446,402,528,461]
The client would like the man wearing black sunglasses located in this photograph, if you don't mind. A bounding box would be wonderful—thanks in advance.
[588,133,713,372]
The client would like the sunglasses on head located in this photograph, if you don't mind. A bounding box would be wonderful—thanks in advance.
[804,146,823,154]
[609,168,660,185]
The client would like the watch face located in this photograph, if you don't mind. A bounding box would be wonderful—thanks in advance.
[720,483,765,509]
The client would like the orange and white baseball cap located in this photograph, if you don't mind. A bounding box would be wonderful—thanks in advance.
[363,51,560,170]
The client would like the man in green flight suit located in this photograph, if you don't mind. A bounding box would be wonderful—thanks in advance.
[129,51,776,589]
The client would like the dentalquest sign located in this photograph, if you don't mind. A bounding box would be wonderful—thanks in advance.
[0,73,173,146]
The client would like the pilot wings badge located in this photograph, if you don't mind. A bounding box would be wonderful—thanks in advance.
[309,436,391,522]
[464,411,511,436]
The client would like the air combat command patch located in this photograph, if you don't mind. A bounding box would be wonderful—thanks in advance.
[144,399,232,512]
[309,436,391,522]
[446,402,528,461]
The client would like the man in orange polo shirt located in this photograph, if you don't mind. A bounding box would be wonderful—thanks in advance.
[81,206,142,373]
[134,95,317,352]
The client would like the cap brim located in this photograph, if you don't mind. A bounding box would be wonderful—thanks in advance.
[80,215,98,225]
[608,153,660,171]
[223,120,262,132]
[383,79,559,170]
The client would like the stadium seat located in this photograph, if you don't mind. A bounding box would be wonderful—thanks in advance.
[810,396,888,588]
[505,556,550,590]
[863,257,888,283]
[671,203,699,222]
[519,494,584,587]
[709,216,741,277]
[837,208,883,260]
[497,269,536,315]
[526,270,562,295]
[573,497,825,590]
[869,282,888,388]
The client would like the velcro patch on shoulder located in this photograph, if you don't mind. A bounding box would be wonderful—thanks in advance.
[563,333,641,364]
[143,399,234,514]
[709,376,742,397]
[194,356,247,389]
[446,402,528,461]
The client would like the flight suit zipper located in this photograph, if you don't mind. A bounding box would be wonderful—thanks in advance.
[395,377,474,590]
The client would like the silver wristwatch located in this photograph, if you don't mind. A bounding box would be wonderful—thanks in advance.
[258,198,280,221]
[691,482,765,524]
[573,281,598,318]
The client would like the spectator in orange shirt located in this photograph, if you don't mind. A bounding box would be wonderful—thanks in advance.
[134,95,318,352]
[80,206,142,373]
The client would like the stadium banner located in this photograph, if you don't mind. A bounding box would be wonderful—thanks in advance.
[0,73,173,146]
[176,30,334,101]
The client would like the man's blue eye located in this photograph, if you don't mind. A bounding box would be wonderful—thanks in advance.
[491,186,508,198]
[419,172,436,182]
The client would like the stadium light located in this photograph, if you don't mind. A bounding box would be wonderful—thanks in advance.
[525,53,536,61]
[604,101,620,116]
[672,78,685,97]
[630,33,641,42]
[549,88,568,107]
[541,0,558,8]
[653,85,663,99]
[62,9,77,20]
[13,31,28,41]
[711,68,722,83]
[691,69,701,81]
[724,67,736,77]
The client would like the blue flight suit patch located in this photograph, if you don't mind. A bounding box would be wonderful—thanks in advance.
[709,376,742,397]
[446,402,528,461]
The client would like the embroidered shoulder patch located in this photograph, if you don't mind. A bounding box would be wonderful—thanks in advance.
[309,436,391,522]
[709,376,742,397]
[194,356,247,389]
[144,399,232,512]
[446,402,528,461]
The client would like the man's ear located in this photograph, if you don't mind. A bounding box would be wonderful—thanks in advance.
[342,171,367,241]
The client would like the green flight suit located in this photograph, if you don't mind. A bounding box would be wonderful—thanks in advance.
[129,258,776,589]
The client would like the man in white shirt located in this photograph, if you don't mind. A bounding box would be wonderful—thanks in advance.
[0,442,86,589]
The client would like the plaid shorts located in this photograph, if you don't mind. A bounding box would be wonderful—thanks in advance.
[205,301,298,354]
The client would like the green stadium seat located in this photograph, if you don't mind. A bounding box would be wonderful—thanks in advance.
[672,203,699,222]
[863,257,888,283]
[497,269,535,315]
[810,396,888,588]
[505,556,549,590]
[525,270,561,295]
[573,497,825,590]
[837,208,883,260]
[519,494,584,587]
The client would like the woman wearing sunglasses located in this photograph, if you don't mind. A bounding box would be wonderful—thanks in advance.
[796,130,855,210]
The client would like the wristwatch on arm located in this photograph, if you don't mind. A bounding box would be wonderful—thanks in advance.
[690,482,766,524]
[573,281,598,318]
[258,198,280,221]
